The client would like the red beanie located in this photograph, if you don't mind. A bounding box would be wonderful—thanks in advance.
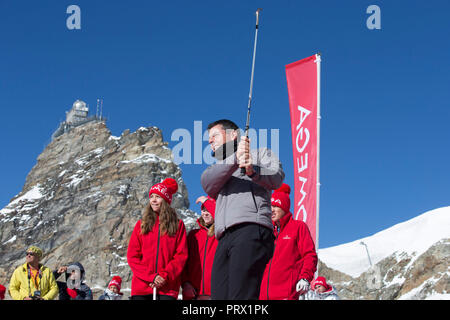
[313,276,330,290]
[201,196,216,219]
[271,183,291,213]
[108,276,122,293]
[149,178,178,204]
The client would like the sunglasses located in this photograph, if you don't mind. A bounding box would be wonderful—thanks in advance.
[26,252,36,257]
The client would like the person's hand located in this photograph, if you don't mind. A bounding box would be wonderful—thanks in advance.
[151,275,166,289]
[57,266,68,274]
[182,282,197,300]
[195,196,208,205]
[237,137,254,175]
[296,279,310,295]
[23,296,33,300]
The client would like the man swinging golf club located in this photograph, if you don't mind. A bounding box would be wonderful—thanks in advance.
[201,8,285,301]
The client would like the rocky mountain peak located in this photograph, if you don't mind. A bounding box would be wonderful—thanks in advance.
[0,120,198,299]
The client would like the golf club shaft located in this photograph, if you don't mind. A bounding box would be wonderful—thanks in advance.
[241,8,261,175]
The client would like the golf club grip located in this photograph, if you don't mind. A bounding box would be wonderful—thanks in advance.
[241,129,249,176]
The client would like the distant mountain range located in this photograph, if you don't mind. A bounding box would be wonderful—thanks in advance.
[318,206,450,299]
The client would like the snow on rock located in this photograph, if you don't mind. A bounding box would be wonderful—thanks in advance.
[0,184,44,215]
[3,235,17,245]
[120,153,173,165]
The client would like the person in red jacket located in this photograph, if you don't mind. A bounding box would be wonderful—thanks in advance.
[259,183,318,300]
[127,178,188,300]
[181,195,218,300]
[0,284,5,300]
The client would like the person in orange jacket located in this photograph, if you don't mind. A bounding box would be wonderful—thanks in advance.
[182,195,218,300]
[259,183,318,300]
[127,178,188,300]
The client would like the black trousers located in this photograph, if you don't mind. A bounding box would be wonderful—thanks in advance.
[211,223,274,300]
[130,294,176,300]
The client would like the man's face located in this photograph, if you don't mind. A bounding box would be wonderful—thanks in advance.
[25,251,39,265]
[271,206,286,223]
[69,270,78,280]
[66,265,82,289]
[208,124,237,152]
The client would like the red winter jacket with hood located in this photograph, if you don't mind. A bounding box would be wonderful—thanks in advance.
[259,213,318,300]
[127,217,188,298]
[182,218,218,298]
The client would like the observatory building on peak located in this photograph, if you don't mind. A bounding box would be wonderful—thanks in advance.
[51,99,105,140]
[66,99,89,124]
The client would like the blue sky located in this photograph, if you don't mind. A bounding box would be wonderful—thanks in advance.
[1,1,449,248]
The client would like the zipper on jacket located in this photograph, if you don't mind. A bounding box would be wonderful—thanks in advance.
[27,264,42,298]
[201,235,209,295]
[155,227,161,275]
[27,269,32,297]
[266,226,279,300]
[249,182,258,212]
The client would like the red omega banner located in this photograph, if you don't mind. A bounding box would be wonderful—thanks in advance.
[285,54,321,248]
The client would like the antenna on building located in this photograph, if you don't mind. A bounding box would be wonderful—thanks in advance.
[100,98,103,121]
[96,99,100,119]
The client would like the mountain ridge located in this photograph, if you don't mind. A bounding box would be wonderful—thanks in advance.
[317,206,449,299]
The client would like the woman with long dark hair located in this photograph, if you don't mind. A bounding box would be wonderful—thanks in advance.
[127,178,188,300]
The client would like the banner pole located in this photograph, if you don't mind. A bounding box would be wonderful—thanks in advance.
[315,53,321,275]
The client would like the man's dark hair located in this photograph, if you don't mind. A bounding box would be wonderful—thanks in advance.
[207,119,239,131]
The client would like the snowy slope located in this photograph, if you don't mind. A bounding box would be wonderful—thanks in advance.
[318,206,450,278]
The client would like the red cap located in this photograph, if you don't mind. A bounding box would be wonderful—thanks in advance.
[313,276,330,291]
[149,178,178,204]
[108,276,122,293]
[271,183,291,213]
[201,196,216,219]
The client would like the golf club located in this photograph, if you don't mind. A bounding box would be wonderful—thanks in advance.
[241,8,262,175]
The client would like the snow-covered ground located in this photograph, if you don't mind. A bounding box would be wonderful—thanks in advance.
[318,206,450,278]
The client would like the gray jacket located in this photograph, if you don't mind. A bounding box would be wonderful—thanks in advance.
[201,147,285,239]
